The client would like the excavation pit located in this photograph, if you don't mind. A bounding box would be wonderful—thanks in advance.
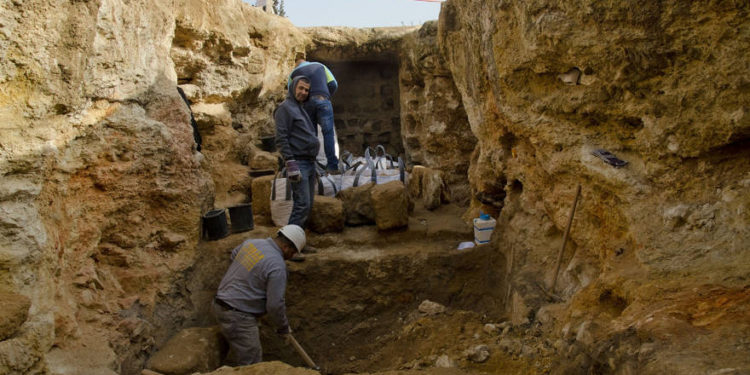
[180,204,526,375]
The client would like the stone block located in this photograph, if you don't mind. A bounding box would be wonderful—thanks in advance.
[337,183,375,226]
[249,150,278,171]
[371,181,409,230]
[421,168,445,210]
[408,165,426,199]
[146,326,227,375]
[308,196,344,234]
[251,175,275,225]
[0,292,31,341]
[191,103,232,133]
[406,166,444,210]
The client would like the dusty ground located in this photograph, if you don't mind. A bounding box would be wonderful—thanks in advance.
[184,196,750,375]
[188,203,552,375]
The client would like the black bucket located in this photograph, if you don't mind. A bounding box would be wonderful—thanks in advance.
[260,136,276,152]
[202,209,229,241]
[228,203,254,233]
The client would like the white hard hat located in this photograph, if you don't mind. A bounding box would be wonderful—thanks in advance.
[278,224,306,252]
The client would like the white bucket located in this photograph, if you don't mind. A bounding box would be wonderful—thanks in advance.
[473,214,496,245]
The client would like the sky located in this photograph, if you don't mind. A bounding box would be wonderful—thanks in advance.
[248,0,443,28]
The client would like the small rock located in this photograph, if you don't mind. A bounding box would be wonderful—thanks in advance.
[575,321,594,346]
[465,345,490,363]
[663,204,690,229]
[558,67,581,85]
[0,292,31,340]
[553,339,566,351]
[567,342,583,358]
[498,338,522,355]
[638,343,656,360]
[501,325,511,336]
[561,322,572,339]
[521,345,537,358]
[418,300,446,316]
[483,323,499,334]
[434,354,456,368]
[157,231,186,252]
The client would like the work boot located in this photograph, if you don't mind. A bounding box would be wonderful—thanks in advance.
[301,245,318,254]
[290,253,306,262]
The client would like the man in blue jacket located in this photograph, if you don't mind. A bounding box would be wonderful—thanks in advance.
[275,75,320,228]
[289,54,339,172]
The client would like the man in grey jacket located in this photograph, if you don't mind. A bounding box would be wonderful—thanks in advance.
[275,75,320,228]
[213,224,306,365]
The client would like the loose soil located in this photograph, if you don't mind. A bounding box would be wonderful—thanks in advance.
[195,204,552,375]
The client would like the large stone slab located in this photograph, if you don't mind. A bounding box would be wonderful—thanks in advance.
[337,183,375,226]
[146,326,227,375]
[308,196,344,234]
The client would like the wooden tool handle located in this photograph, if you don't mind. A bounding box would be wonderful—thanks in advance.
[550,184,581,292]
[288,334,318,369]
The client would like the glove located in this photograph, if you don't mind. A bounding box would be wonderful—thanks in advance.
[277,325,292,335]
[286,160,301,182]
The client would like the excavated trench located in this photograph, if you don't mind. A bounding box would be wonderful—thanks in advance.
[179,205,518,375]
[135,40,522,375]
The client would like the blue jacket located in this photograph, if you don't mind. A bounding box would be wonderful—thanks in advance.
[289,61,338,99]
[275,75,319,161]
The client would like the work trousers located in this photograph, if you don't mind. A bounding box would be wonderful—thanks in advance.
[212,300,262,366]
[304,96,338,171]
[288,159,316,228]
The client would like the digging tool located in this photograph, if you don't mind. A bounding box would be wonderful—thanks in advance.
[504,244,514,304]
[287,334,320,371]
[550,184,581,293]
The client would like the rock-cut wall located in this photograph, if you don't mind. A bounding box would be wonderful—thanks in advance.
[399,21,476,204]
[439,0,749,373]
[2,0,748,374]
[2,0,206,373]
[0,0,305,374]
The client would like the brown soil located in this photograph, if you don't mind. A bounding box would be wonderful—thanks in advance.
[190,203,558,375]
[236,204,544,374]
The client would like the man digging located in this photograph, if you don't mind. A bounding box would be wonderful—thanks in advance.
[212,225,305,365]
